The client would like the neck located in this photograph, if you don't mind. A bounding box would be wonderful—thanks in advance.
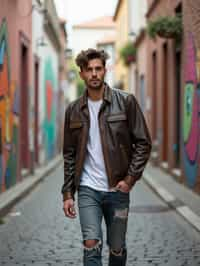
[87,84,105,101]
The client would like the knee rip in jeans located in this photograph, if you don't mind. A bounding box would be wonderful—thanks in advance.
[114,208,128,219]
[83,239,102,252]
[110,247,125,256]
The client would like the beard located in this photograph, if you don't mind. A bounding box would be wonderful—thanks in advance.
[87,79,104,90]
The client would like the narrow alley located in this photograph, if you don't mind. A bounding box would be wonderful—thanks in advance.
[0,165,200,266]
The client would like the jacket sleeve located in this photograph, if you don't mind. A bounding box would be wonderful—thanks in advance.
[124,94,152,187]
[61,105,76,201]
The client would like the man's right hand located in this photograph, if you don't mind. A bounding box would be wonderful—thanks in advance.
[63,199,76,218]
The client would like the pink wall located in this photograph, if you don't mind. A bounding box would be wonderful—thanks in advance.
[0,0,32,85]
[0,0,33,191]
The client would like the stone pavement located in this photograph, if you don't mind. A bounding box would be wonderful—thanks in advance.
[143,163,200,232]
[0,165,200,266]
[1,157,200,233]
[0,155,62,218]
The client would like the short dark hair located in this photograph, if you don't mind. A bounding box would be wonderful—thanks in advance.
[75,48,109,70]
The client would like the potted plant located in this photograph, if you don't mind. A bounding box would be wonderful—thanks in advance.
[120,41,137,66]
[147,15,182,41]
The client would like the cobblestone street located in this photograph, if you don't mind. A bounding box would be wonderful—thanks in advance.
[0,166,200,266]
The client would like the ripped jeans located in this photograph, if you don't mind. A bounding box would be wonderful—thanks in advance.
[78,185,129,266]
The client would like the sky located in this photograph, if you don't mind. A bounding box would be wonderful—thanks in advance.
[55,0,118,24]
[54,0,118,46]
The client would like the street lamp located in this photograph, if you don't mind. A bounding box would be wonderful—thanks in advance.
[64,48,73,60]
[129,31,136,37]
[36,36,48,48]
[67,70,76,82]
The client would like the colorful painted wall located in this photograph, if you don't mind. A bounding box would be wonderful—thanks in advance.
[43,57,57,160]
[0,20,19,192]
[32,3,61,165]
[182,33,200,188]
[0,0,61,194]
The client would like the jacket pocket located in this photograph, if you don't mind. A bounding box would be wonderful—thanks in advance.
[69,121,83,146]
[107,113,127,122]
[69,121,83,129]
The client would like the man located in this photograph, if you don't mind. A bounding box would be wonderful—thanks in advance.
[62,48,151,266]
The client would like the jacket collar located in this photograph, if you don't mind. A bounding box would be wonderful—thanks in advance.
[80,83,112,109]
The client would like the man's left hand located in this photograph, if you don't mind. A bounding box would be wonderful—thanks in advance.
[115,180,131,193]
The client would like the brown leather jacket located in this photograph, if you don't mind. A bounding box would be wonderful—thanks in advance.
[62,84,152,200]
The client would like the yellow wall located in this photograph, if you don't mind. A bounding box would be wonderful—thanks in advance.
[115,0,129,91]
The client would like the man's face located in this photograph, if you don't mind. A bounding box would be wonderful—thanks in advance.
[80,58,106,90]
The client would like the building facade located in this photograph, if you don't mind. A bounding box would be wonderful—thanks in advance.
[113,0,129,91]
[32,0,62,164]
[0,0,33,191]
[97,35,116,88]
[128,0,147,95]
[182,0,200,191]
[71,16,116,57]
[134,30,150,127]
[146,0,200,192]
[58,19,68,153]
[0,0,66,194]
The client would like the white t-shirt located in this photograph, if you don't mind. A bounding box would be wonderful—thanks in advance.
[80,98,109,191]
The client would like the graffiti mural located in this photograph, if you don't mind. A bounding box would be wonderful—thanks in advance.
[43,57,57,160]
[0,19,19,191]
[183,33,200,187]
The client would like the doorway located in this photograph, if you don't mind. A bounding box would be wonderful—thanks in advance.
[20,43,29,170]
[162,43,169,162]
[34,58,39,164]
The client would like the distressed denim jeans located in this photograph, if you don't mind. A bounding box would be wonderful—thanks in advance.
[78,185,129,266]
